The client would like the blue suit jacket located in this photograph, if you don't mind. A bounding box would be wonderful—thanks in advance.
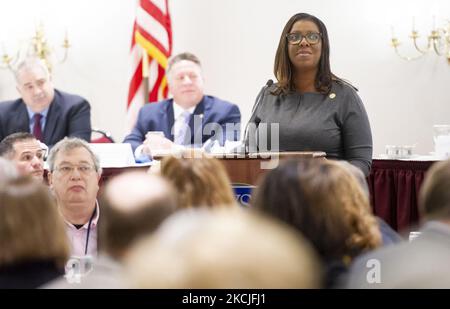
[0,89,91,148]
[124,95,241,152]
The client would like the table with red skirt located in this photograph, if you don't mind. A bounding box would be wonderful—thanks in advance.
[100,156,437,233]
[368,159,436,232]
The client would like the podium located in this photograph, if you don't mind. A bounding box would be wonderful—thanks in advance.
[210,151,326,185]
[101,151,326,186]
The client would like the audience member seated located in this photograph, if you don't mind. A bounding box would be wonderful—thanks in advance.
[0,132,46,181]
[337,161,403,246]
[0,57,91,148]
[47,137,101,257]
[0,177,70,288]
[125,208,320,288]
[159,150,237,209]
[252,159,381,288]
[346,159,450,288]
[123,52,241,161]
[44,171,177,288]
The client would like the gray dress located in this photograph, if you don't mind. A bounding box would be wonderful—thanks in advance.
[247,81,372,175]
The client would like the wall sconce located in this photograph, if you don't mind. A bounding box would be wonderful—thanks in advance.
[1,22,70,72]
[390,17,450,64]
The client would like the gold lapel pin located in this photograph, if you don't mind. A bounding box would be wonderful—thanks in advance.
[329,93,336,99]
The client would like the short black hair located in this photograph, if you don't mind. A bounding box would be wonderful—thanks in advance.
[0,132,37,159]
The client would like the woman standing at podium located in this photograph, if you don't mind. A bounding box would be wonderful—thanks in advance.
[246,13,372,176]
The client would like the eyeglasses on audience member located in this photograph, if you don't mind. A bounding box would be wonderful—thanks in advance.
[54,164,95,175]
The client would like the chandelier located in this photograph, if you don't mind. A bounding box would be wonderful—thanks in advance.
[1,22,70,72]
[390,17,450,64]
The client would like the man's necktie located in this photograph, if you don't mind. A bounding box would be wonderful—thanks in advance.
[33,113,43,142]
[174,111,191,145]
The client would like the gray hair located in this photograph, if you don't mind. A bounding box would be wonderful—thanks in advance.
[14,57,50,84]
[47,137,101,174]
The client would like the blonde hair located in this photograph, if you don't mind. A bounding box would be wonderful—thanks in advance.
[324,161,381,255]
[0,177,70,267]
[160,150,236,209]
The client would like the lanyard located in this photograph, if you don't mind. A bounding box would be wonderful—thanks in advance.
[84,208,97,255]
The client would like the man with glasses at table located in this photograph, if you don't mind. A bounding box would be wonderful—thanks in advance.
[47,137,101,257]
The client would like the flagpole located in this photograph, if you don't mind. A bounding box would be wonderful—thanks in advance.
[142,46,149,103]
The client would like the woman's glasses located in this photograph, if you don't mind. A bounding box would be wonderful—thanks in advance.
[286,32,322,45]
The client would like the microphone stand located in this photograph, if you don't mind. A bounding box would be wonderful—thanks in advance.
[243,79,273,154]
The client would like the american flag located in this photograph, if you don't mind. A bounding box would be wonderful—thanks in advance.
[126,0,172,133]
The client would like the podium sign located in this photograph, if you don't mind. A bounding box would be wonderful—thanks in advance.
[232,185,256,207]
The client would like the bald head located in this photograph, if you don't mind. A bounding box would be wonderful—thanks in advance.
[105,172,173,213]
[99,171,177,259]
[126,209,321,288]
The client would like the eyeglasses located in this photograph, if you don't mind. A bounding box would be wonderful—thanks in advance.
[286,32,322,45]
[54,164,95,175]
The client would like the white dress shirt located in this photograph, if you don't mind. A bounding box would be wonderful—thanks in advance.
[134,101,195,158]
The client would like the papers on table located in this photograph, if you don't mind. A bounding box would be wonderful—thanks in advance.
[88,143,152,168]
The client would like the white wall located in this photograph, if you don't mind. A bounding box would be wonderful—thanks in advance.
[0,0,449,156]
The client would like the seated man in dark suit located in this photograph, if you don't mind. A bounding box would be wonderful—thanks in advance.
[123,52,241,160]
[0,57,91,148]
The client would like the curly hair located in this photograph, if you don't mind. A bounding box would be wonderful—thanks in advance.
[252,159,380,262]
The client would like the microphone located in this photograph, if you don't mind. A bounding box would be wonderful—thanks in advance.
[243,79,273,153]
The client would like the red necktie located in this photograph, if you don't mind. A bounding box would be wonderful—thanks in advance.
[33,113,43,142]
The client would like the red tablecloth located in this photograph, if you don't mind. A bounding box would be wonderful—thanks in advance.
[368,159,436,232]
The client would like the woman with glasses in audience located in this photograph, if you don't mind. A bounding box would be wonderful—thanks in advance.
[246,13,372,176]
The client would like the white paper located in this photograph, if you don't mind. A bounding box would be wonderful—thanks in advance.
[88,143,152,168]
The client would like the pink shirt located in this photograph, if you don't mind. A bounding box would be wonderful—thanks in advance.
[64,202,100,257]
